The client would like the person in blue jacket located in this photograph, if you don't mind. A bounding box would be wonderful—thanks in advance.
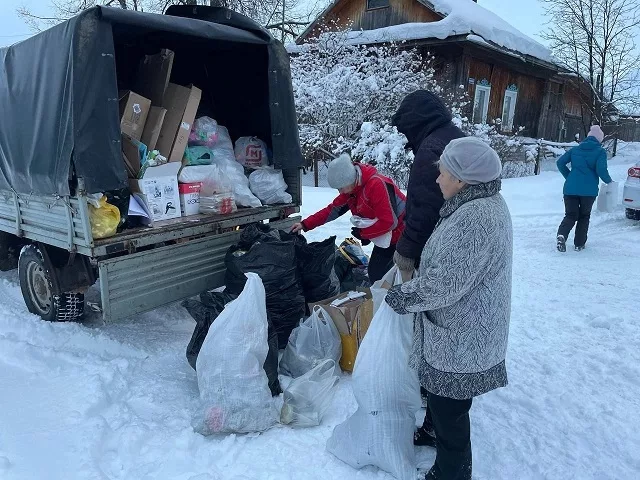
[556,125,613,252]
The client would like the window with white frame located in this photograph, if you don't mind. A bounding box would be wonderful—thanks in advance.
[472,81,491,124]
[501,86,518,132]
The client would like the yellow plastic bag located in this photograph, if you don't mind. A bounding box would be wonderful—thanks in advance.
[88,196,120,239]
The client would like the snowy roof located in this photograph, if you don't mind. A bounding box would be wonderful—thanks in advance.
[294,0,554,65]
[420,0,552,62]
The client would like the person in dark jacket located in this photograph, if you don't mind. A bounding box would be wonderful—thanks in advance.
[390,90,465,448]
[556,125,613,252]
[391,90,465,271]
[291,154,406,283]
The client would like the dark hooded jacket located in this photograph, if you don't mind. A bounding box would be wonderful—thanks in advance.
[392,90,465,260]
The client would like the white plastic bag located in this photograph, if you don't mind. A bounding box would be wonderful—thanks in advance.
[179,165,215,184]
[249,167,293,205]
[326,271,421,480]
[235,136,269,169]
[281,359,340,428]
[280,306,342,378]
[597,181,618,213]
[350,216,392,248]
[192,273,278,435]
[208,126,262,208]
[370,266,411,316]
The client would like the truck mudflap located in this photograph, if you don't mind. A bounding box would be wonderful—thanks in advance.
[97,217,298,321]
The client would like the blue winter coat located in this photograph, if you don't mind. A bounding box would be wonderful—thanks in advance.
[557,136,612,197]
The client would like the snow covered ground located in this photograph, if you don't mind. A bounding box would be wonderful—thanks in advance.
[1,148,639,480]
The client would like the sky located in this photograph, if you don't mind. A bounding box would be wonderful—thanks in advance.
[0,0,548,48]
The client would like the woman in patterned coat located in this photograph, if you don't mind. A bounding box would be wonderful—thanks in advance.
[385,137,513,480]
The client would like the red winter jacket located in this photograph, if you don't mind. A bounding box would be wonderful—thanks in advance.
[302,164,406,245]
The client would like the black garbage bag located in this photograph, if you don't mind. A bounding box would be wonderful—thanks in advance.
[238,223,282,249]
[296,236,340,303]
[225,236,306,349]
[183,290,282,396]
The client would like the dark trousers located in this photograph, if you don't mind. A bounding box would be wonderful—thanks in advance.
[557,195,596,247]
[425,392,473,480]
[367,244,396,283]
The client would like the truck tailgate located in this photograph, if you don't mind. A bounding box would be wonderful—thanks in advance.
[97,217,297,321]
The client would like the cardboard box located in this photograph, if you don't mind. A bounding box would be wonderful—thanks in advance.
[119,91,151,141]
[309,289,374,372]
[179,182,201,216]
[129,162,182,222]
[134,49,175,106]
[121,134,146,178]
[156,83,202,162]
[141,106,167,152]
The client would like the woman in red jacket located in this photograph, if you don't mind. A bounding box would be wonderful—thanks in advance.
[291,154,406,282]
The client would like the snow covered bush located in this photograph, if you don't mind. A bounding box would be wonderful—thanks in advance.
[291,26,438,165]
[352,122,413,187]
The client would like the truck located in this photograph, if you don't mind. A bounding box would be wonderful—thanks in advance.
[0,5,303,322]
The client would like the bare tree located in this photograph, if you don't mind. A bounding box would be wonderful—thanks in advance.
[17,0,328,42]
[541,0,640,128]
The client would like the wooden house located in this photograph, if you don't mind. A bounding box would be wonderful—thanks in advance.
[295,0,591,142]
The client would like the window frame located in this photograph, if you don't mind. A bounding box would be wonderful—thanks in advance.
[501,88,518,132]
[366,0,390,11]
[472,83,491,124]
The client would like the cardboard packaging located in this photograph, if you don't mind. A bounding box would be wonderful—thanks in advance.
[179,182,201,216]
[134,49,175,106]
[129,162,182,222]
[121,134,146,178]
[141,106,167,152]
[119,91,151,141]
[309,290,374,372]
[156,83,202,162]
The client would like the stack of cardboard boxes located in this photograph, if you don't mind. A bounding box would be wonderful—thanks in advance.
[119,49,203,223]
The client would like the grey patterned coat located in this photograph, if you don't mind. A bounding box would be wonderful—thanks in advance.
[385,180,513,400]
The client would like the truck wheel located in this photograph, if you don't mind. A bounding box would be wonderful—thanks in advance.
[18,245,85,322]
[626,208,640,221]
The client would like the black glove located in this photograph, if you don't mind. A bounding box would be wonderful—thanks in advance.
[351,227,371,246]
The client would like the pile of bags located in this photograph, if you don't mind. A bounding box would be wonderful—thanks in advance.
[186,224,353,435]
[189,271,343,435]
[179,117,293,214]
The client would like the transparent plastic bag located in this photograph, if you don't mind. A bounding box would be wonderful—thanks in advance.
[192,273,278,435]
[249,167,292,205]
[280,306,342,378]
[281,359,340,428]
[200,193,237,215]
[88,195,120,240]
[235,136,269,168]
[326,270,420,480]
[189,116,219,148]
[208,126,262,208]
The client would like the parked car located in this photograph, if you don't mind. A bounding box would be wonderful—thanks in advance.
[623,163,640,220]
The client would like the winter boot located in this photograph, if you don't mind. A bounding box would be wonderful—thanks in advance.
[414,425,437,448]
[556,235,566,252]
[575,245,585,252]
